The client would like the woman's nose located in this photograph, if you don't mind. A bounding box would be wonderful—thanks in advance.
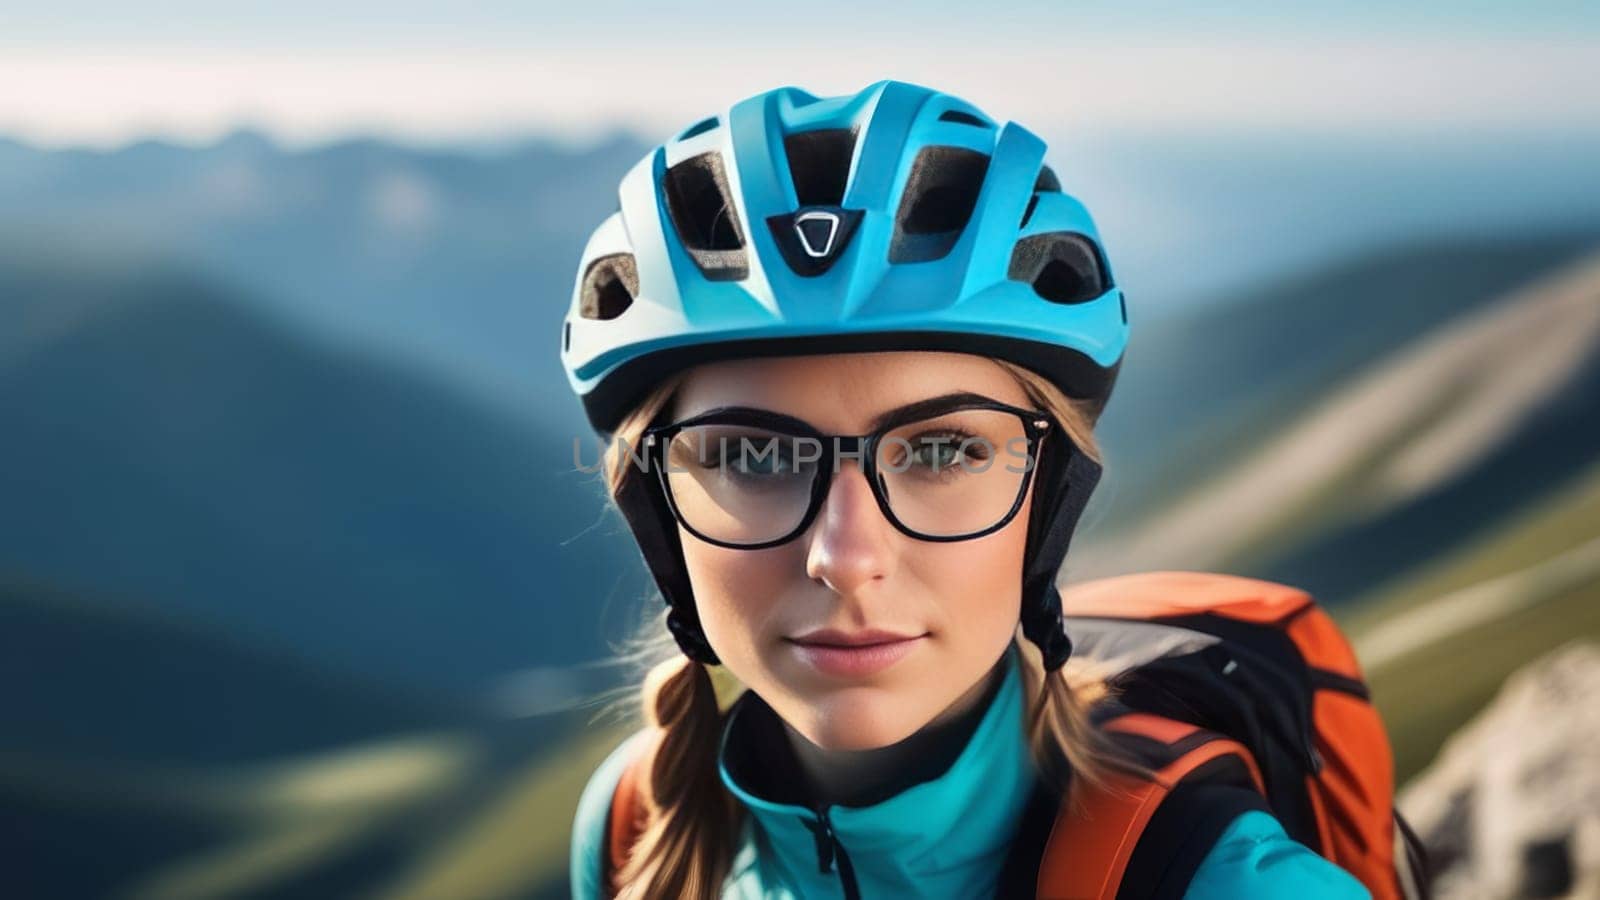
[804,461,896,597]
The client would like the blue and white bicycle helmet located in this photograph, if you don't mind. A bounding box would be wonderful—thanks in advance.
[559,79,1129,671]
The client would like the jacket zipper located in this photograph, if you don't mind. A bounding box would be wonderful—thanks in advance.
[803,805,861,900]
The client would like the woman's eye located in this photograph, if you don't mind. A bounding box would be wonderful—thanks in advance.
[911,441,960,469]
[905,430,987,471]
[712,437,800,478]
[730,450,791,476]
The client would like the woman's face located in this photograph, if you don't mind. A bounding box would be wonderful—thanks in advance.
[669,351,1037,751]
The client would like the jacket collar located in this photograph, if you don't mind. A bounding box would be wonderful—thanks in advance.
[715,644,1038,895]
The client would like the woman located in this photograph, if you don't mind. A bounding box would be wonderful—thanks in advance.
[561,80,1372,899]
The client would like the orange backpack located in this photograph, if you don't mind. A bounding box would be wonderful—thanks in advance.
[602,571,1430,899]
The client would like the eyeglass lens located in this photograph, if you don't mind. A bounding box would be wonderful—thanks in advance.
[659,407,1035,545]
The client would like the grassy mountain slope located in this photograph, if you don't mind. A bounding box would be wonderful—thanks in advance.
[1348,456,1600,783]
[1082,243,1600,608]
[0,576,493,898]
[0,256,646,694]
[1095,234,1600,536]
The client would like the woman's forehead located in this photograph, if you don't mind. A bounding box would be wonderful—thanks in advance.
[671,351,1027,429]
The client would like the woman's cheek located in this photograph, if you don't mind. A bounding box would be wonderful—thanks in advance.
[925,529,1026,634]
[682,541,792,668]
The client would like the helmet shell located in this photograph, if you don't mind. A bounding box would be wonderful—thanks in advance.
[560,78,1128,436]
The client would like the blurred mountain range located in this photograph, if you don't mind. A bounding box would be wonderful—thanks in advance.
[3,129,1599,898]
[0,128,645,432]
[0,253,652,699]
[1087,236,1600,602]
[4,128,1598,421]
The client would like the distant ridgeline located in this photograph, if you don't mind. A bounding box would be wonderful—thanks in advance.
[0,129,650,425]
[0,254,649,696]
[1088,235,1600,609]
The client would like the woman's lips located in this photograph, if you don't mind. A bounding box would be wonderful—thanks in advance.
[785,634,927,678]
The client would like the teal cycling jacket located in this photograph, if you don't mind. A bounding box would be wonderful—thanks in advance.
[570,644,1371,898]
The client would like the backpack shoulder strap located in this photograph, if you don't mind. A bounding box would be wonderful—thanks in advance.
[601,744,652,899]
[1036,713,1267,900]
[1117,780,1273,899]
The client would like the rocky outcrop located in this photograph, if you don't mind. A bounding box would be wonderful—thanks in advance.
[1398,641,1600,900]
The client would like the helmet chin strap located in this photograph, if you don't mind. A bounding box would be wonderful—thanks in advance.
[610,427,1102,673]
[611,444,723,666]
[1019,436,1103,673]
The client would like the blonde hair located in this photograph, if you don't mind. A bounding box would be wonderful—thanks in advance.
[592,358,1133,899]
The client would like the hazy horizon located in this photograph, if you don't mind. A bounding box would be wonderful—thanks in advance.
[4,2,1597,149]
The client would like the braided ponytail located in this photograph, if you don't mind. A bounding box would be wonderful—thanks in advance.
[610,654,740,899]
[600,379,744,899]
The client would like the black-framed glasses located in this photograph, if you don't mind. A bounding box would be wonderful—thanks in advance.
[639,392,1055,549]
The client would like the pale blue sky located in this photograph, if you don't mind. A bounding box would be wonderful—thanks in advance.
[6,1,1599,41]
[3,3,1597,147]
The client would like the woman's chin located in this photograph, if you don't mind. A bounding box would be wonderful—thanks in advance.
[787,695,925,752]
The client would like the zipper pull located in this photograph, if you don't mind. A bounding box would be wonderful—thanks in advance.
[803,807,837,874]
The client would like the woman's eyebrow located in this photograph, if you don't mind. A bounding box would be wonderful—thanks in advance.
[867,391,1000,431]
[682,391,1002,431]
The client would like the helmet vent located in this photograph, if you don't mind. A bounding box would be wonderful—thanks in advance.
[1019,194,1040,229]
[677,116,720,141]
[578,252,639,320]
[563,319,571,351]
[784,127,857,207]
[937,109,992,129]
[1021,165,1062,228]
[889,145,991,263]
[1008,232,1110,304]
[662,152,749,280]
